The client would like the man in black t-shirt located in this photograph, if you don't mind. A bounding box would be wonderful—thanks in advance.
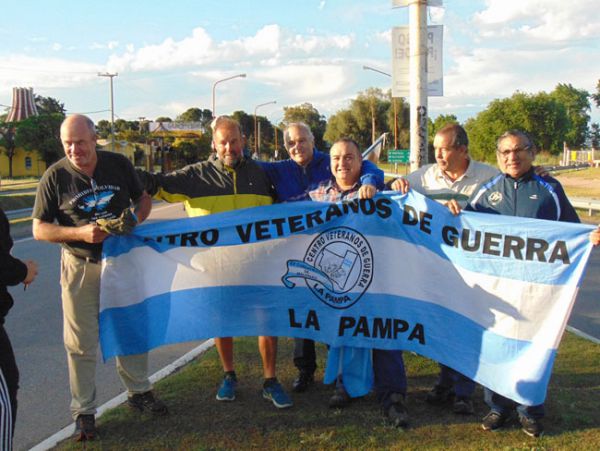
[32,114,167,442]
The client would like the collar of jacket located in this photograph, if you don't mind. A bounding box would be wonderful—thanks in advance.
[505,166,535,183]
[208,153,248,172]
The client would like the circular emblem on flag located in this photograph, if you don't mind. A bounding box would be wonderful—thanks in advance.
[302,227,374,309]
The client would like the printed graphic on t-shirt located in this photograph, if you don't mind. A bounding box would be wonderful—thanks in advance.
[70,183,122,220]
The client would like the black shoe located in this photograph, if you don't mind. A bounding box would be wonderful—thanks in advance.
[520,416,544,438]
[383,393,409,428]
[329,385,351,409]
[452,396,474,415]
[74,414,96,442]
[426,384,455,405]
[481,411,510,431]
[292,372,314,393]
[127,391,169,416]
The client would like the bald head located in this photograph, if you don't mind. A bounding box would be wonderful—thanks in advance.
[60,114,98,174]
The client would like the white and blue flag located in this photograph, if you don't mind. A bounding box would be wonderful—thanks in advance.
[99,191,595,406]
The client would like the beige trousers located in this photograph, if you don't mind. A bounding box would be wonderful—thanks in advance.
[61,250,151,419]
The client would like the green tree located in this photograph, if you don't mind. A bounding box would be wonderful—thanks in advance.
[386,95,410,150]
[465,92,569,162]
[35,95,66,115]
[550,83,590,147]
[96,120,112,139]
[282,103,327,150]
[155,116,172,123]
[0,124,17,177]
[590,123,600,149]
[176,107,213,130]
[231,110,255,146]
[14,113,65,167]
[428,114,459,140]
[0,95,66,176]
[324,88,391,151]
[592,79,600,108]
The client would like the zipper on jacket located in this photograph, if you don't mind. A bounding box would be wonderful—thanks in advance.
[513,180,518,216]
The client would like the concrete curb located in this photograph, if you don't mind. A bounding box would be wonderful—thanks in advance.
[30,339,215,451]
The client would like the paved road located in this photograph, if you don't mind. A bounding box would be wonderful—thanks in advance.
[7,203,197,451]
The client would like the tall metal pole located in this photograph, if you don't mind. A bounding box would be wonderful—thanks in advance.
[409,1,428,171]
[254,100,276,157]
[98,72,118,151]
[212,73,246,118]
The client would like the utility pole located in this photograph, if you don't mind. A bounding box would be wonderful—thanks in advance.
[98,72,118,151]
[254,101,276,157]
[392,0,438,170]
[409,1,428,171]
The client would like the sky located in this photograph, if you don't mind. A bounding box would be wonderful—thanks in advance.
[1,0,599,126]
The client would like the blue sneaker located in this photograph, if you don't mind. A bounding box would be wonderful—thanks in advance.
[262,381,293,408]
[216,374,237,401]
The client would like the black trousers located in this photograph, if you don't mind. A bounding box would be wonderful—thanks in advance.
[293,338,317,374]
[0,324,18,439]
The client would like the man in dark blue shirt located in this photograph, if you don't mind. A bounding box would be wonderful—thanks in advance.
[459,130,577,438]
[258,123,383,393]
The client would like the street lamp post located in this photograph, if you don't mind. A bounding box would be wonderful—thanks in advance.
[362,65,398,150]
[211,73,246,118]
[254,101,276,158]
[98,72,118,151]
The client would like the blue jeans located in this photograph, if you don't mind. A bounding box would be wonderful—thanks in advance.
[437,364,475,398]
[373,349,406,409]
[484,387,545,420]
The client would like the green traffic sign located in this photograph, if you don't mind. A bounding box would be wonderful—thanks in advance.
[388,149,409,163]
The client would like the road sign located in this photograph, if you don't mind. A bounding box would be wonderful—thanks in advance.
[388,149,410,163]
[392,25,443,97]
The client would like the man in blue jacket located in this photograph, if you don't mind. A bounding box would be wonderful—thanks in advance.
[455,129,578,438]
[258,122,383,392]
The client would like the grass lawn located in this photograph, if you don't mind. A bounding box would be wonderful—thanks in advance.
[52,332,600,450]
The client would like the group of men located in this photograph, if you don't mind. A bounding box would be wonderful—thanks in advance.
[1,113,598,446]
[22,114,387,443]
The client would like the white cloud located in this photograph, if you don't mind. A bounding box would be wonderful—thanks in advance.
[474,0,600,42]
[318,1,326,10]
[256,64,352,100]
[51,43,62,51]
[105,25,354,73]
[429,44,600,122]
[374,30,391,43]
[90,40,120,51]
[0,55,99,92]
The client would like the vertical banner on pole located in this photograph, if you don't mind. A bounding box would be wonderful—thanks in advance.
[391,25,443,98]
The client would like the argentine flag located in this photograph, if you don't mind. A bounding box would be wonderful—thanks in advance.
[99,191,595,406]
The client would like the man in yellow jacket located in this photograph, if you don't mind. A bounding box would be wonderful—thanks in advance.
[139,116,292,409]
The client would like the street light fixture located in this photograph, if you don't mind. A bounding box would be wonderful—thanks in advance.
[362,65,398,150]
[254,101,277,158]
[212,73,246,118]
[98,72,118,151]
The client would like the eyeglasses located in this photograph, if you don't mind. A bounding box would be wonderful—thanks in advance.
[496,146,531,158]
